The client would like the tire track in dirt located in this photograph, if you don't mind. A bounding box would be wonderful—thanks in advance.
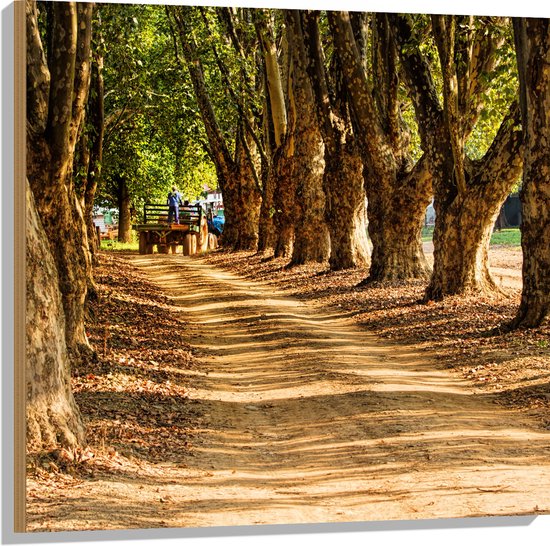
[26,253,550,531]
[125,254,550,527]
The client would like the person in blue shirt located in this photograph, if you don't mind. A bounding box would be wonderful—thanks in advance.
[167,186,183,224]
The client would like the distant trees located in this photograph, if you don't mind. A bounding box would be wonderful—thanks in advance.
[167,6,262,250]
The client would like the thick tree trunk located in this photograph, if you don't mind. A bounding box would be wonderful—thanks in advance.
[272,143,296,258]
[219,160,261,251]
[290,124,329,265]
[26,1,93,358]
[393,14,524,299]
[365,173,430,283]
[286,10,329,266]
[234,159,261,250]
[328,12,431,283]
[257,163,276,252]
[117,176,132,243]
[26,181,85,452]
[324,149,370,270]
[511,18,550,327]
[300,11,369,271]
[255,10,289,255]
[426,189,501,298]
[425,105,523,300]
[217,169,240,249]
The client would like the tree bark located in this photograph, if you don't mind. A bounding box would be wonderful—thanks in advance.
[286,10,329,266]
[26,0,93,358]
[511,18,550,327]
[393,14,524,299]
[324,150,369,270]
[272,141,296,258]
[26,180,85,452]
[255,10,294,257]
[257,160,276,252]
[233,129,262,250]
[330,12,431,283]
[290,124,329,265]
[301,11,369,270]
[255,10,287,148]
[117,176,132,243]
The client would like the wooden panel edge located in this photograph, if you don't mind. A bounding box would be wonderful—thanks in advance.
[14,0,27,534]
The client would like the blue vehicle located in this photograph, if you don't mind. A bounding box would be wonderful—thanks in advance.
[211,214,225,234]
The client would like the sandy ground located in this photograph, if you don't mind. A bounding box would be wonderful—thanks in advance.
[26,252,549,531]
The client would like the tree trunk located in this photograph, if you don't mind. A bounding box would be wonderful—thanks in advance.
[286,10,329,266]
[257,161,276,252]
[217,167,240,249]
[233,132,262,250]
[324,149,370,270]
[26,180,85,452]
[272,142,296,258]
[329,12,431,283]
[365,169,430,283]
[26,0,93,358]
[511,18,550,327]
[426,189,499,298]
[300,11,370,270]
[170,6,260,251]
[117,176,132,243]
[393,14,524,299]
[255,10,288,255]
[217,150,261,250]
[425,105,523,300]
[290,124,329,265]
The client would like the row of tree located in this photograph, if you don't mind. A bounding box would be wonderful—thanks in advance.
[166,7,548,325]
[25,2,548,451]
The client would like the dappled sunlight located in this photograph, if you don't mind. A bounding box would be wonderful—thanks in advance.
[128,255,550,479]
[31,253,547,531]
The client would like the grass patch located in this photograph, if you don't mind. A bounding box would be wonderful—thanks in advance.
[422,226,434,242]
[490,228,521,246]
[100,239,139,252]
[421,226,520,247]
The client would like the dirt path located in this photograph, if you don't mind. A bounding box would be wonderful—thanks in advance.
[27,254,549,531]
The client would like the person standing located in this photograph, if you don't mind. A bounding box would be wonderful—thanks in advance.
[167,186,183,224]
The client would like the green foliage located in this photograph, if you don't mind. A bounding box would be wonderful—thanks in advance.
[464,19,519,161]
[422,226,520,246]
[422,226,434,242]
[91,7,521,223]
[96,4,219,212]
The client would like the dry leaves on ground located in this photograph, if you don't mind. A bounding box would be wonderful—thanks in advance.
[28,253,202,484]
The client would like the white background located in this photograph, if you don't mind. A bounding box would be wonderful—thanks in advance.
[1,1,549,545]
